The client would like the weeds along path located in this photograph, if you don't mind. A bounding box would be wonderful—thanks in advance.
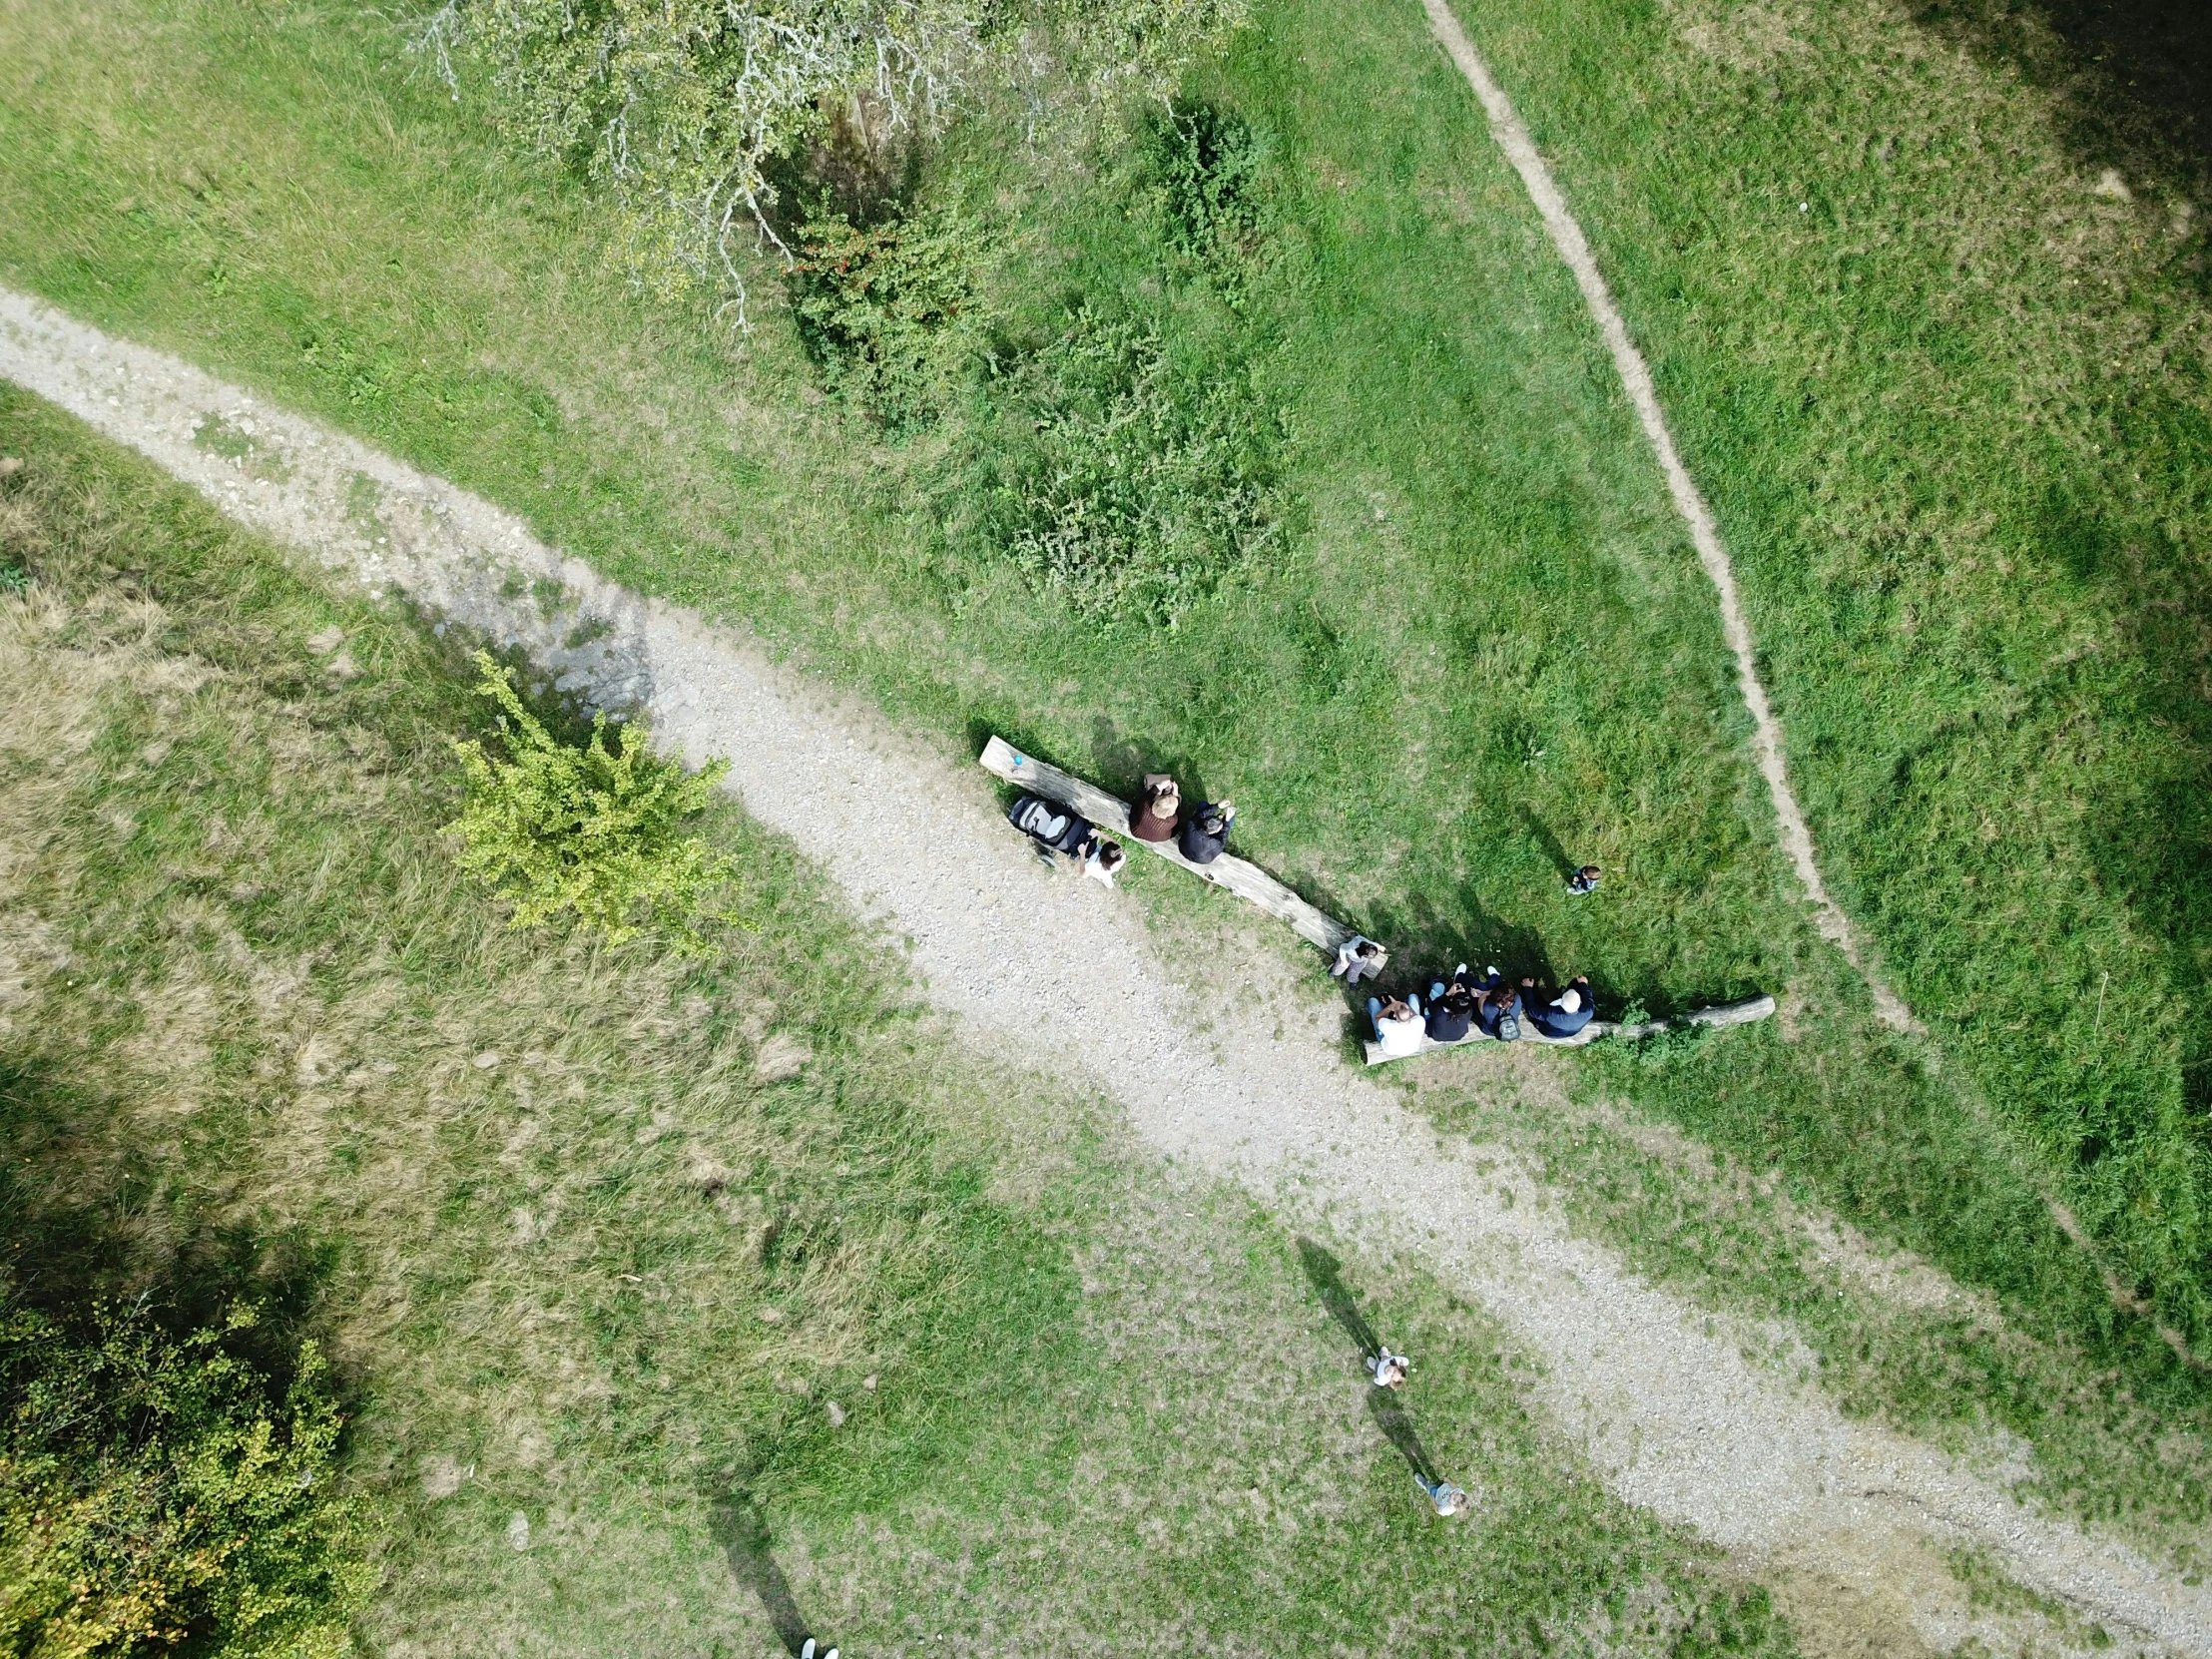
[4,286,2206,1651]
[1415,0,1917,1038]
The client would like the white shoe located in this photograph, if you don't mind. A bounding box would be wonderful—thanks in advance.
[1454,962,1467,977]
[802,1642,817,1659]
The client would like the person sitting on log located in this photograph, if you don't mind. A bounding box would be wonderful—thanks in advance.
[1528,975,1595,1039]
[1129,774,1181,842]
[1332,935,1387,985]
[1423,963,1479,1044]
[1368,992,1425,1058]
[1474,969,1523,1042]
[1177,800,1236,865]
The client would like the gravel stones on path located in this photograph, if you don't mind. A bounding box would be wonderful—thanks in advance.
[4,286,2205,1653]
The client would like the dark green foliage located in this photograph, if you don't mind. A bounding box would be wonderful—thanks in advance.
[786,204,984,432]
[0,1291,370,1659]
[1143,99,1267,269]
[1669,1585,1789,1657]
[958,304,1284,622]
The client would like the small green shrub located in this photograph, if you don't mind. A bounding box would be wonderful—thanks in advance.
[960,306,1284,622]
[0,1294,371,1659]
[448,652,739,948]
[1142,100,1266,271]
[787,204,986,432]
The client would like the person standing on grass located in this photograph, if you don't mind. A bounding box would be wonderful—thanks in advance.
[1413,1472,1472,1518]
[1129,774,1181,842]
[1367,1346,1410,1388]
[1333,935,1387,986]
[1567,864,1602,896]
[1177,800,1236,865]
[1369,993,1424,1057]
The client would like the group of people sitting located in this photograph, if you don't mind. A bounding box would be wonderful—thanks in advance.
[1009,771,1596,1059]
[1355,956,1595,1057]
[1007,773,1239,886]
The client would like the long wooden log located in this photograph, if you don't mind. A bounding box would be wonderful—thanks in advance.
[980,736,1357,953]
[1361,993,1776,1066]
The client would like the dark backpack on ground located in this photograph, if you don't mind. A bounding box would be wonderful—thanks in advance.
[1491,988,1522,1043]
[1008,793,1093,855]
[1426,990,1474,1044]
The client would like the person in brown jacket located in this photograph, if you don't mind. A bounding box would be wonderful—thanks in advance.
[1129,774,1181,842]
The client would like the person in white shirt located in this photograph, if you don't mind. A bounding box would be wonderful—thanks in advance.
[1333,935,1387,985]
[1367,1346,1409,1388]
[1413,1473,1472,1518]
[1367,993,1424,1057]
[1080,836,1127,888]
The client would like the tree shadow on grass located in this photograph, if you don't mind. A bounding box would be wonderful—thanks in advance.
[1912,0,2212,199]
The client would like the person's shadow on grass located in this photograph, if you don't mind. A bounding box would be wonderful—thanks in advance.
[1295,1237,1445,1486]
[710,1496,827,1658]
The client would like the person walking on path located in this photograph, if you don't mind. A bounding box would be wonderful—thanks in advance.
[1368,1346,1410,1388]
[1413,1472,1472,1518]
[1129,774,1181,842]
[1333,935,1387,986]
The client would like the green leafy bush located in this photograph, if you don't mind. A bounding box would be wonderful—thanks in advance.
[0,1294,370,1659]
[1142,101,1266,271]
[447,653,738,948]
[960,306,1284,622]
[788,204,985,431]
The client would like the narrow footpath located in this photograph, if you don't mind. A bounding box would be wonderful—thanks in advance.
[4,287,2205,1653]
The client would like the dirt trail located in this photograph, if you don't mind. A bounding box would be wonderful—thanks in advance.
[1415,0,1918,1037]
[5,288,2207,1652]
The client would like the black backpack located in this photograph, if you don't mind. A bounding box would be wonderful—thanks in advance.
[1492,990,1522,1043]
[1008,793,1093,855]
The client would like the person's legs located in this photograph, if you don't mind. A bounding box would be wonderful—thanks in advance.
[1429,981,1445,1001]
[1367,996,1382,1036]
[1408,993,1421,1015]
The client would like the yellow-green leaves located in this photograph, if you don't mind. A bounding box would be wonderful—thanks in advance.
[448,652,740,949]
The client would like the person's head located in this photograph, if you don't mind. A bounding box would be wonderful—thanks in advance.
[1200,808,1228,833]
[1440,1488,1472,1517]
[1097,841,1126,873]
[1557,988,1582,1013]
[1380,995,1411,1019]
[1381,1356,1408,1385]
[1357,940,1383,961]
[1578,864,1601,880]
[1149,782,1180,815]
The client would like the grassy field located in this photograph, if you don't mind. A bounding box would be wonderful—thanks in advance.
[1449,0,2212,1336]
[1,0,2209,1568]
[0,389,1799,1652]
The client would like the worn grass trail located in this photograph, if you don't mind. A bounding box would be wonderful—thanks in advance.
[7,288,2206,1651]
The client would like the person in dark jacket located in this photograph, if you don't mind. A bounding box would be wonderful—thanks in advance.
[1528,975,1595,1039]
[1177,800,1236,864]
[1474,969,1522,1039]
[1129,774,1181,842]
[1424,963,1478,1043]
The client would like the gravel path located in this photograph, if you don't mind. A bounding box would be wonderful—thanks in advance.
[1415,0,1919,1036]
[5,287,2206,1652]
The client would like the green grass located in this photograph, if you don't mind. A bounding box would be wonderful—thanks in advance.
[1448,0,2212,1337]
[3,0,2210,1562]
[0,390,1796,1652]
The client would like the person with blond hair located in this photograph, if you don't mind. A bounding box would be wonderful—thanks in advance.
[1129,774,1181,843]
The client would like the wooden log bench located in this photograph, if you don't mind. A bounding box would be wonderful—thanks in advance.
[1361,994,1775,1066]
[979,735,1357,954]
